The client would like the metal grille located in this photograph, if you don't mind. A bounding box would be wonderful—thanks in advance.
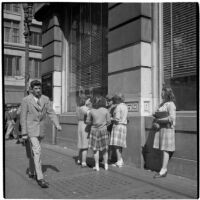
[163,3,197,79]
[69,3,108,94]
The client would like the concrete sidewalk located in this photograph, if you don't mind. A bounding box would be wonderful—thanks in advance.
[5,139,198,199]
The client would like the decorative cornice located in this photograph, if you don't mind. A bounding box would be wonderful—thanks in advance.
[4,43,42,53]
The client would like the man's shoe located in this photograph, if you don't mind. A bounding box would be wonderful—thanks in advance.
[37,179,49,188]
[26,168,36,179]
[28,173,36,179]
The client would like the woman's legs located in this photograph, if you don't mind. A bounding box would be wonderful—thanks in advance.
[154,150,170,178]
[103,149,108,170]
[81,149,88,166]
[160,150,169,173]
[76,149,81,164]
[112,147,124,167]
[93,150,99,171]
[116,147,123,162]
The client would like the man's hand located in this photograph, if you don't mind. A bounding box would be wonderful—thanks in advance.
[56,125,62,131]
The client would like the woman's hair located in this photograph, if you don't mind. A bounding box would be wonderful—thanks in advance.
[106,94,113,102]
[78,97,87,107]
[162,87,176,103]
[112,93,124,104]
[91,96,106,109]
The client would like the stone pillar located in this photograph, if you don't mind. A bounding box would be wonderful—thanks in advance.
[42,13,63,114]
[108,3,153,167]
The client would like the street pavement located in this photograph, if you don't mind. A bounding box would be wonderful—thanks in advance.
[4,139,198,199]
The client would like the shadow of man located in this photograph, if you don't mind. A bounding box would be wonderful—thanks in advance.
[24,140,60,178]
[42,164,60,173]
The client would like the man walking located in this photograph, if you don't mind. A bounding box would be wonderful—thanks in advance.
[20,80,62,188]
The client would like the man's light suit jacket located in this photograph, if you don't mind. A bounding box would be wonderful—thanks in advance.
[20,94,60,137]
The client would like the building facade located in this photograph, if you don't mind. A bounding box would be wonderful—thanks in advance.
[3,3,42,105]
[34,3,197,179]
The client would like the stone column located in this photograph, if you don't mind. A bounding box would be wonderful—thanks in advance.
[42,13,63,114]
[108,3,153,167]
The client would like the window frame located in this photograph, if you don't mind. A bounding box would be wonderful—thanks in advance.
[30,31,42,47]
[29,58,42,79]
[4,3,20,14]
[159,3,197,112]
[4,20,20,43]
[68,3,108,112]
[4,55,21,77]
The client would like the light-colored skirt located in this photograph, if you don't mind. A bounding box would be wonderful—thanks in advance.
[110,124,127,148]
[88,126,109,151]
[77,121,89,149]
[153,127,175,152]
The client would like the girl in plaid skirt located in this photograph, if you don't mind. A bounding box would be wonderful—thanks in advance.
[153,87,176,178]
[110,93,128,168]
[86,96,111,171]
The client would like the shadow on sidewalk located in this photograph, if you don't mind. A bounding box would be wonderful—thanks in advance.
[73,156,95,168]
[142,129,162,172]
[42,164,60,173]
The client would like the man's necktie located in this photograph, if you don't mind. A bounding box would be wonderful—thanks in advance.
[37,99,41,106]
[37,99,42,111]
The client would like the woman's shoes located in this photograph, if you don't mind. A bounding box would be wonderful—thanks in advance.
[76,159,81,165]
[112,160,124,168]
[104,163,108,171]
[153,171,168,178]
[93,166,100,171]
[81,163,87,168]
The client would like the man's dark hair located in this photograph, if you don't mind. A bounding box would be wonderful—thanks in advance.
[30,80,42,89]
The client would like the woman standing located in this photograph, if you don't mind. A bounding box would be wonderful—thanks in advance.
[106,95,116,163]
[153,87,176,178]
[86,96,111,171]
[76,97,91,167]
[110,93,128,168]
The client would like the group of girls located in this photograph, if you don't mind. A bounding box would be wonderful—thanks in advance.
[76,93,128,171]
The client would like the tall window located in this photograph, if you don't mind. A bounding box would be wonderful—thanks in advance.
[4,20,20,43]
[30,31,42,46]
[29,58,41,78]
[4,55,21,76]
[69,3,108,111]
[162,3,197,111]
[4,3,20,14]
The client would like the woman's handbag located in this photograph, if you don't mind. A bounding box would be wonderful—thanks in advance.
[154,111,169,119]
[85,124,91,133]
[153,111,171,129]
[85,125,91,139]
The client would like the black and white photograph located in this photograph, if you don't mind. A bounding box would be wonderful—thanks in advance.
[2,1,198,199]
